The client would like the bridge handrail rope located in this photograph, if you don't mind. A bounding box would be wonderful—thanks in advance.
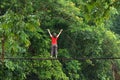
[1,57,120,60]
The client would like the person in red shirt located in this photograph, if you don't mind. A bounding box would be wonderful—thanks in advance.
[47,29,63,58]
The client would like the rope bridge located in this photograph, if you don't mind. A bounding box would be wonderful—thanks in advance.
[1,57,120,60]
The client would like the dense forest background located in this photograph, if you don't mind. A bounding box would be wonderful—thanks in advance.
[0,0,120,80]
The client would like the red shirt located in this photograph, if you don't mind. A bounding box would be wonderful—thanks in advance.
[51,37,58,45]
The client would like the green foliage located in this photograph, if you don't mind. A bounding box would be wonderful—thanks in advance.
[102,31,120,57]
[111,14,120,34]
[65,60,81,80]
[0,0,120,80]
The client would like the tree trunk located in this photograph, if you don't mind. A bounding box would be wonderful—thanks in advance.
[112,62,120,80]
[1,34,5,62]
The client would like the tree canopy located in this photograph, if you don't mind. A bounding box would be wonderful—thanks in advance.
[0,0,120,80]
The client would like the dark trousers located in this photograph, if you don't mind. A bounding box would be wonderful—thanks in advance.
[51,44,58,57]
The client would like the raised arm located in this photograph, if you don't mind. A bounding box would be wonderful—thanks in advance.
[47,29,52,37]
[57,29,63,37]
